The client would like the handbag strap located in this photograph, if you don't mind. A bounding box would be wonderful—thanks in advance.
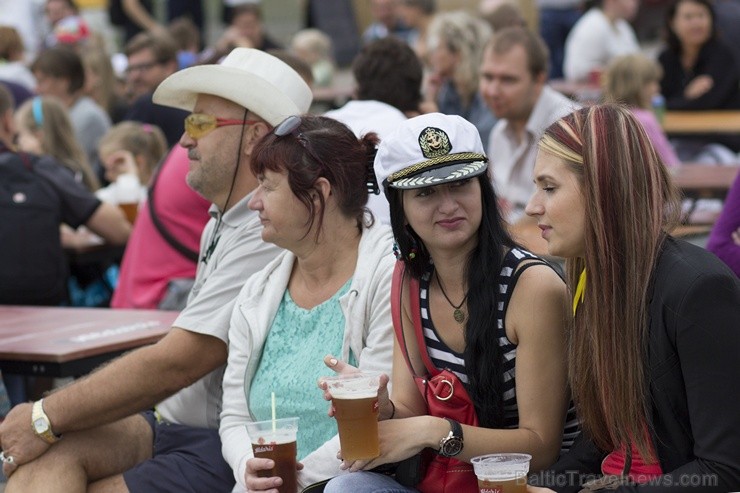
[390,262,441,379]
[147,161,199,263]
[391,261,417,376]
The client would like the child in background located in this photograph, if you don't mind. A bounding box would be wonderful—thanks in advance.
[603,54,729,223]
[290,28,335,87]
[0,26,36,91]
[15,95,100,191]
[602,53,680,167]
[68,122,166,307]
[168,16,201,69]
[95,121,167,211]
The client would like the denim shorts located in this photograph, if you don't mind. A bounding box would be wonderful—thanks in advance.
[122,410,236,493]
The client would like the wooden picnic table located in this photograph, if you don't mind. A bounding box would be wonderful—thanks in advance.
[663,111,740,135]
[0,306,177,377]
[671,164,739,199]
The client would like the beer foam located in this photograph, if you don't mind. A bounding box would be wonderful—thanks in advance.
[324,373,380,399]
[250,429,296,446]
[472,453,531,480]
[477,472,527,481]
[330,388,378,399]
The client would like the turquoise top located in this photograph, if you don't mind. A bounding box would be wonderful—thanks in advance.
[249,279,356,459]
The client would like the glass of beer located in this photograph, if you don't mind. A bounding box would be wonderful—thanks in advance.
[114,173,141,224]
[245,417,299,493]
[471,453,531,493]
[322,372,381,461]
[118,202,139,224]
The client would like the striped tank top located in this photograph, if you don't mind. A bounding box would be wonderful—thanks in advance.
[420,247,581,453]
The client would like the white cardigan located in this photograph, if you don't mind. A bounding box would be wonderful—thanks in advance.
[220,223,396,491]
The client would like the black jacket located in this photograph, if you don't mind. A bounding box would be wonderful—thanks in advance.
[658,38,740,111]
[531,237,740,492]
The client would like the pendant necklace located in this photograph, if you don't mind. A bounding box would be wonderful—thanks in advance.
[435,270,468,324]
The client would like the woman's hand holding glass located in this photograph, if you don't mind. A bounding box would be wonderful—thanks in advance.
[345,415,445,472]
[244,457,303,492]
[318,355,442,473]
[318,355,392,421]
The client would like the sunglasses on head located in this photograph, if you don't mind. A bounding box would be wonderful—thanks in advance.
[273,115,324,167]
[274,115,380,194]
[184,113,259,139]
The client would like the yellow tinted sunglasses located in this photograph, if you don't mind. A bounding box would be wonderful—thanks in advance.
[184,113,259,139]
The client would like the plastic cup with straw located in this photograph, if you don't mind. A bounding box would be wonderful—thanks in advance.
[272,391,276,432]
[245,393,299,493]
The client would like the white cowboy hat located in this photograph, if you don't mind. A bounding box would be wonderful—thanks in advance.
[374,113,488,190]
[153,48,312,126]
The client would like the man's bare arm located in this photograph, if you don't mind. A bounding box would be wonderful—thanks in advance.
[0,328,226,466]
[47,328,226,431]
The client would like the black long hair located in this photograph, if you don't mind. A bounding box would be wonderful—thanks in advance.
[664,0,717,54]
[386,173,518,427]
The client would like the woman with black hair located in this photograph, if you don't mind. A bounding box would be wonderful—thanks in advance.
[657,0,740,156]
[321,113,579,493]
[659,0,740,111]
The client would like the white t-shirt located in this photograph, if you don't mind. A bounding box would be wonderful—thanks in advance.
[325,100,408,226]
[489,86,579,222]
[563,8,640,81]
[0,0,44,60]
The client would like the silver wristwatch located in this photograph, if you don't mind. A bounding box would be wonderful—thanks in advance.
[437,417,463,457]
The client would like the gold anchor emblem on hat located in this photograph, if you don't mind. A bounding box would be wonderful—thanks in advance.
[418,127,451,158]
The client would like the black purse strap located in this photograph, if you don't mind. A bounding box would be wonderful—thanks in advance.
[147,161,199,263]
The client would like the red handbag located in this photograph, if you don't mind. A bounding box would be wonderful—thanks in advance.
[391,261,479,493]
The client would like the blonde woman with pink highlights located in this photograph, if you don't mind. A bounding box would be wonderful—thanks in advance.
[525,104,740,493]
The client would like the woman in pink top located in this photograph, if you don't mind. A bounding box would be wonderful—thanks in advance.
[602,53,680,167]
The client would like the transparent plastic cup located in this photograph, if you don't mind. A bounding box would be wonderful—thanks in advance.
[321,372,381,461]
[245,417,299,493]
[471,453,531,493]
[115,173,140,224]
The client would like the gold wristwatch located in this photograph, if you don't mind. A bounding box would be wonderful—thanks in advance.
[32,399,62,444]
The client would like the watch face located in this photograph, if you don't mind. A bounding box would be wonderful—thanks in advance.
[33,418,47,434]
[442,437,463,457]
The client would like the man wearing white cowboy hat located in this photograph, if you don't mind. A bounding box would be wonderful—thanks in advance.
[0,48,312,493]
